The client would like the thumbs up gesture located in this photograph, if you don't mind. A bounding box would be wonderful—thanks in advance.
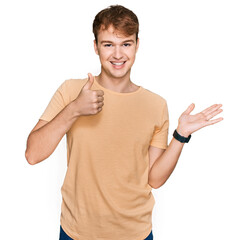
[73,73,104,116]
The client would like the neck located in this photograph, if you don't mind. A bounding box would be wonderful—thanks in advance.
[96,70,134,93]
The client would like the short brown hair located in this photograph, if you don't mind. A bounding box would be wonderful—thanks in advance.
[93,5,139,44]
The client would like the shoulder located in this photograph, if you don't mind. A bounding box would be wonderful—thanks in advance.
[141,87,168,107]
[59,78,88,103]
[64,78,88,93]
[65,78,88,88]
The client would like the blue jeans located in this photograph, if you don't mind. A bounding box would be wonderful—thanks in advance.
[59,225,153,240]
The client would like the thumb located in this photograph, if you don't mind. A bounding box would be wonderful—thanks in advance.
[83,73,94,90]
[183,103,195,115]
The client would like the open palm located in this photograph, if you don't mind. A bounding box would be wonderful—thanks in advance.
[177,103,223,137]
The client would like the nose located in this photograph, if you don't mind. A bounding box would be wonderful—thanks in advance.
[113,45,123,59]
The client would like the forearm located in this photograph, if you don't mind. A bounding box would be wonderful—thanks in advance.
[148,103,223,189]
[148,137,185,189]
[26,101,79,165]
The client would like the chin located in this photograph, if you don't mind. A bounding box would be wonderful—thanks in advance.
[110,71,130,79]
[102,67,130,79]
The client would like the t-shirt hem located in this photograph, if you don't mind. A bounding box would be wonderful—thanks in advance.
[39,116,50,122]
[60,218,153,240]
[150,143,168,149]
[135,226,153,240]
[61,218,79,240]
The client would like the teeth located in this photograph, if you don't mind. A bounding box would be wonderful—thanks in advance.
[112,62,125,66]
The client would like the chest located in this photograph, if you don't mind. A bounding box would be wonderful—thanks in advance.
[68,98,159,150]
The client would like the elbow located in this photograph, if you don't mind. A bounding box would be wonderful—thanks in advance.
[150,184,160,189]
[25,135,35,165]
[25,148,36,165]
[148,180,160,189]
[25,134,40,165]
[148,173,161,189]
[25,138,38,165]
[152,184,161,189]
[25,144,50,165]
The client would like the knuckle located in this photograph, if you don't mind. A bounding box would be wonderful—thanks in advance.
[91,107,98,114]
[92,109,98,114]
[94,96,99,102]
[93,103,98,109]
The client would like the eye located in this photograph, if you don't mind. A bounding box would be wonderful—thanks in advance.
[104,44,112,47]
[123,43,131,47]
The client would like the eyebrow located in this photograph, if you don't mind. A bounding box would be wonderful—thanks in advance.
[100,39,135,44]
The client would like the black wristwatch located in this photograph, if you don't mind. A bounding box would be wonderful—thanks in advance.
[173,129,191,143]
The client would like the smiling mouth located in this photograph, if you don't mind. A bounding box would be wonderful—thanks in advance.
[110,61,126,66]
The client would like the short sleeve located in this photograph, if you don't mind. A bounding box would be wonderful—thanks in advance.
[39,80,68,122]
[149,100,169,149]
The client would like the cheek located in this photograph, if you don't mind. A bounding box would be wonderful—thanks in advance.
[128,47,137,56]
[99,49,112,60]
[129,50,137,61]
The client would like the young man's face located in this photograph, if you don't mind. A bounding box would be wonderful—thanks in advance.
[94,25,139,80]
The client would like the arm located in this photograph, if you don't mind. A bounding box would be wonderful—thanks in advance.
[25,101,80,165]
[148,103,223,189]
[148,137,184,189]
[25,73,104,165]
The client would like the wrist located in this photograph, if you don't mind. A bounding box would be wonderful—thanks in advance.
[70,100,81,118]
[173,129,191,143]
[176,127,190,138]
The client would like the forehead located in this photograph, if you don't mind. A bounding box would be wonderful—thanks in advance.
[97,25,136,43]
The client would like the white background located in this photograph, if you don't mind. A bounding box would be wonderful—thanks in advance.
[0,0,247,239]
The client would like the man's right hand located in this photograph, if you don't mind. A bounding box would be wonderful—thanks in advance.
[73,73,104,116]
[25,73,105,165]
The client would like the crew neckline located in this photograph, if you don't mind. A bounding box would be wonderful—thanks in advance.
[93,76,143,96]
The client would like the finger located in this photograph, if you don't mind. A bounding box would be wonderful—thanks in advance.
[202,104,222,115]
[183,103,195,115]
[95,89,104,96]
[205,108,223,121]
[97,96,104,102]
[97,105,103,111]
[83,73,94,90]
[205,117,224,126]
[98,101,104,107]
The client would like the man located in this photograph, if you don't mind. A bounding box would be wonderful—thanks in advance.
[25,5,223,240]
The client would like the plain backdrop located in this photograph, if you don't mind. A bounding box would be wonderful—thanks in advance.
[0,0,247,239]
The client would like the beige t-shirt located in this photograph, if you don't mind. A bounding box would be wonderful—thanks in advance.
[39,78,169,240]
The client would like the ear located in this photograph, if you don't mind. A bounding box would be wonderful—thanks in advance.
[94,40,99,55]
[135,38,140,53]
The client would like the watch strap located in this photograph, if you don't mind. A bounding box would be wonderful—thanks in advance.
[173,129,191,143]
